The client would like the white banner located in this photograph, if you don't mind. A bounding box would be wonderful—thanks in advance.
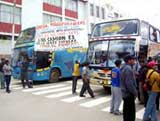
[34,21,88,51]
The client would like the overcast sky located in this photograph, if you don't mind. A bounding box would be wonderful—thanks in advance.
[109,0,160,28]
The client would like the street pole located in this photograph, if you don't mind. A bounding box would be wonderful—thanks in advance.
[62,0,65,22]
[11,0,16,56]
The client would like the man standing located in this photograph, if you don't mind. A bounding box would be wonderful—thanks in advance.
[120,55,138,121]
[72,60,80,94]
[3,60,12,93]
[21,57,32,88]
[0,58,5,89]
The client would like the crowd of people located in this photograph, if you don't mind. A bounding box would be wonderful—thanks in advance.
[72,55,160,121]
[1,54,160,121]
[109,55,160,121]
[0,56,33,94]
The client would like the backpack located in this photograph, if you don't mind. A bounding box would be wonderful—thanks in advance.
[143,70,155,91]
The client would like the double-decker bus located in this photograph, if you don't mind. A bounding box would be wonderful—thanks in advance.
[87,18,160,90]
[12,21,88,82]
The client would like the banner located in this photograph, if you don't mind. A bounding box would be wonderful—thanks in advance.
[34,21,88,51]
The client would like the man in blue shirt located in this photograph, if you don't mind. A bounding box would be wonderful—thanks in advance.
[110,59,122,115]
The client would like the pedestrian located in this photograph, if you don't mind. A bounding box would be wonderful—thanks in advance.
[143,60,160,121]
[27,58,34,88]
[138,63,149,107]
[0,58,5,89]
[72,60,81,94]
[79,62,94,98]
[156,93,160,111]
[20,56,32,88]
[3,60,11,93]
[110,59,122,115]
[133,59,141,103]
[120,54,138,121]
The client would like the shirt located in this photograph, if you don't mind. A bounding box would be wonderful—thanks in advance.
[111,67,121,87]
[120,64,137,98]
[72,63,80,76]
[3,64,11,75]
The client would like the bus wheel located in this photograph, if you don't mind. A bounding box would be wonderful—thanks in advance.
[49,69,60,83]
[103,86,111,94]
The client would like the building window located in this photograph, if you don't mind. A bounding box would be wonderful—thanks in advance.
[43,14,62,24]
[43,0,62,7]
[101,7,105,19]
[96,6,99,18]
[90,4,94,16]
[65,0,77,12]
[0,4,21,24]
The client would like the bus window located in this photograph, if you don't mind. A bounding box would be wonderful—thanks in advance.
[92,25,101,37]
[36,51,51,69]
[150,27,158,42]
[157,30,160,43]
[141,22,149,39]
[108,40,135,66]
[88,41,109,64]
[16,27,35,44]
[92,19,139,37]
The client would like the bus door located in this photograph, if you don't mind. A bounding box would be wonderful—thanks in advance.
[27,47,35,80]
[12,48,28,79]
[35,51,52,70]
[33,51,53,81]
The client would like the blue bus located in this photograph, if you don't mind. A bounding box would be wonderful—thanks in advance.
[12,25,87,82]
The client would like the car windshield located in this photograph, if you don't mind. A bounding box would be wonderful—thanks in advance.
[88,39,135,67]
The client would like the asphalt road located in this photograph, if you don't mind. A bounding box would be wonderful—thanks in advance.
[0,79,159,121]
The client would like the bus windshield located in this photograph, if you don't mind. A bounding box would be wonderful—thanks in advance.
[88,40,135,67]
[92,19,139,37]
[16,27,35,44]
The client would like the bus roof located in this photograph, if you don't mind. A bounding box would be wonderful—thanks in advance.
[94,18,140,25]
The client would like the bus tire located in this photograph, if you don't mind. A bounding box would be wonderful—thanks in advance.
[103,86,111,94]
[49,69,60,83]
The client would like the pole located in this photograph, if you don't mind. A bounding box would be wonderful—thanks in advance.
[11,0,16,54]
[62,0,65,22]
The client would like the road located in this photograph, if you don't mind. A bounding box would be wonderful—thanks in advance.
[0,79,159,121]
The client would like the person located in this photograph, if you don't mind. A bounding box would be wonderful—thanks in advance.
[141,57,153,107]
[0,58,5,89]
[138,63,149,107]
[156,93,160,111]
[120,54,138,121]
[110,59,122,115]
[143,60,160,121]
[133,59,141,103]
[3,60,11,93]
[147,57,153,63]
[20,56,32,88]
[152,29,157,42]
[100,51,107,63]
[72,60,81,94]
[79,62,94,98]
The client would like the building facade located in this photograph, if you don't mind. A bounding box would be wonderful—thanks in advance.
[0,0,122,57]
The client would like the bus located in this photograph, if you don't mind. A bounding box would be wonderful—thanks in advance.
[12,21,88,82]
[87,18,160,89]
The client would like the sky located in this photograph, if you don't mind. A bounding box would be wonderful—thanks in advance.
[108,0,160,28]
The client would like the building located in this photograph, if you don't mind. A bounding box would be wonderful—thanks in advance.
[0,0,122,57]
